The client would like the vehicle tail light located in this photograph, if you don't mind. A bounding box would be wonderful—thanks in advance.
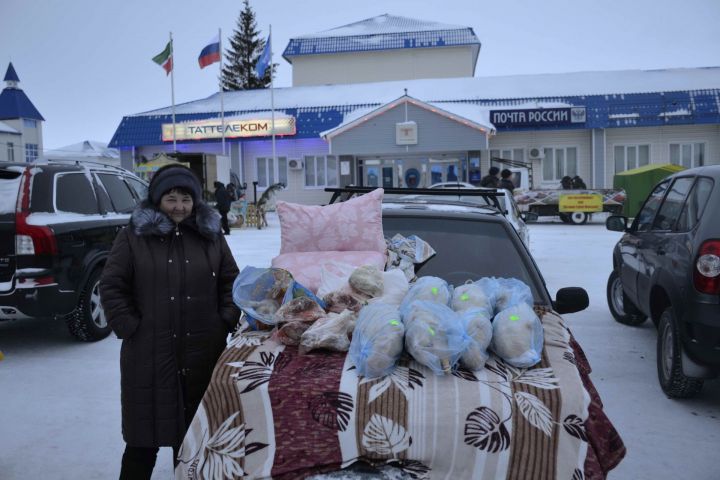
[15,169,58,256]
[694,240,720,295]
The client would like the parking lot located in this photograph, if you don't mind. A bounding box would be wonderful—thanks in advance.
[0,215,718,479]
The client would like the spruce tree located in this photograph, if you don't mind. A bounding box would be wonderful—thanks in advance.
[221,0,275,90]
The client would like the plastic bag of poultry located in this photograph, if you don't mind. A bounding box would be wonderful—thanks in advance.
[322,291,365,314]
[349,264,384,298]
[273,321,313,346]
[274,296,326,325]
[459,308,493,371]
[299,309,357,354]
[367,268,410,307]
[399,276,452,315]
[494,277,534,313]
[491,303,544,368]
[349,303,405,378]
[451,281,495,319]
[282,279,326,310]
[232,266,294,329]
[402,301,468,375]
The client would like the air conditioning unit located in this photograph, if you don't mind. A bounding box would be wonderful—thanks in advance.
[528,147,545,160]
[288,159,303,170]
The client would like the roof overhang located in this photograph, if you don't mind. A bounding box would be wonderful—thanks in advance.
[321,95,496,141]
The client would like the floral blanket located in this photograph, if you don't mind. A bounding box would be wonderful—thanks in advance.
[175,308,625,479]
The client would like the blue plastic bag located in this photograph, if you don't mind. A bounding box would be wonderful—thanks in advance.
[399,276,452,317]
[491,303,543,368]
[402,301,469,375]
[232,266,293,329]
[459,308,493,371]
[349,303,405,379]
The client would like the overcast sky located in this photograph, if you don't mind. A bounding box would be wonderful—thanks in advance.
[2,0,719,150]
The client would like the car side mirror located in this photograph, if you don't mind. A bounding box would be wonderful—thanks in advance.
[553,287,589,314]
[521,212,539,223]
[606,215,628,232]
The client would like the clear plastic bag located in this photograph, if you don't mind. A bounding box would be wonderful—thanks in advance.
[402,301,468,375]
[349,303,405,378]
[459,308,493,371]
[367,268,410,307]
[494,277,534,313]
[451,282,495,318]
[273,321,313,346]
[323,291,364,313]
[399,276,452,316]
[317,261,356,298]
[299,309,357,354]
[491,303,544,368]
[232,266,294,329]
[274,296,326,325]
[349,264,384,298]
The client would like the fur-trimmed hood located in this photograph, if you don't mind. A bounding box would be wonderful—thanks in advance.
[129,200,222,240]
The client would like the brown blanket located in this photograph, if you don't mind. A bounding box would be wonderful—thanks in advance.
[176,308,625,479]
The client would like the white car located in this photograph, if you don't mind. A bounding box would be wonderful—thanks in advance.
[428,182,533,247]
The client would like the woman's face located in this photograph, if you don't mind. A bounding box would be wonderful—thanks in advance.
[159,189,194,223]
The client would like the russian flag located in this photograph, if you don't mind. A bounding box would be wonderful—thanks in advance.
[198,34,221,69]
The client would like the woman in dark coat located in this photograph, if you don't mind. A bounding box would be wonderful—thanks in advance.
[100,164,240,479]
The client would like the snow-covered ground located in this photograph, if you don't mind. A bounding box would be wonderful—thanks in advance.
[0,213,718,479]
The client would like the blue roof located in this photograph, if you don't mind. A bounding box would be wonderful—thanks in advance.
[0,88,44,121]
[0,63,44,121]
[4,63,19,82]
[109,89,720,148]
[283,14,480,62]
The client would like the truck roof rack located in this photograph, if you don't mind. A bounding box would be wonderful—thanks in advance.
[42,159,128,173]
[325,186,505,208]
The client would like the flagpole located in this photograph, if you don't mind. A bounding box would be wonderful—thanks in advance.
[269,25,276,169]
[169,31,177,152]
[219,27,226,156]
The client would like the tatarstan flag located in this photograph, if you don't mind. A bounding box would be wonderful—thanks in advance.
[152,41,173,75]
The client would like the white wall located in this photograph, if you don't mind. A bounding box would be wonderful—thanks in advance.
[2,119,42,162]
[291,46,476,86]
[241,138,333,205]
[0,132,21,162]
[488,130,592,188]
[605,124,720,187]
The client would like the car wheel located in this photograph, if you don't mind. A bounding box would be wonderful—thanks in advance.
[606,270,647,326]
[657,308,704,398]
[569,212,588,225]
[65,268,111,342]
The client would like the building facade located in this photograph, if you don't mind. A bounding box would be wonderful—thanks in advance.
[109,15,720,205]
[0,63,44,163]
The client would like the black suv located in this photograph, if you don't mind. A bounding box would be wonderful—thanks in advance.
[0,161,147,341]
[606,165,720,397]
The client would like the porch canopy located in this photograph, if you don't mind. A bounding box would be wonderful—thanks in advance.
[321,95,495,156]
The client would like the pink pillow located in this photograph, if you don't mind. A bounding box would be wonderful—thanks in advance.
[276,188,386,254]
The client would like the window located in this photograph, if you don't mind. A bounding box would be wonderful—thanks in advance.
[23,119,37,129]
[614,145,650,172]
[542,147,577,181]
[25,143,38,163]
[126,177,148,201]
[652,177,693,230]
[677,177,713,232]
[669,142,705,168]
[304,155,338,187]
[489,148,525,163]
[55,174,99,214]
[97,173,137,213]
[255,156,287,188]
[7,142,14,162]
[634,180,670,232]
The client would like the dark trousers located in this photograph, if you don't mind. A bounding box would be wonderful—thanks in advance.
[219,209,230,234]
[119,445,180,480]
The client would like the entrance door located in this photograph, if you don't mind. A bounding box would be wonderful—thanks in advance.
[428,158,462,185]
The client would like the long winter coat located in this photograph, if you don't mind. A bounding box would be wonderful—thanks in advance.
[100,201,240,448]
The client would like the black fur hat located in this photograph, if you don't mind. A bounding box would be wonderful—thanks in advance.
[148,164,202,205]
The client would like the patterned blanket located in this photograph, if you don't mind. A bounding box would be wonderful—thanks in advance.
[175,308,625,479]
